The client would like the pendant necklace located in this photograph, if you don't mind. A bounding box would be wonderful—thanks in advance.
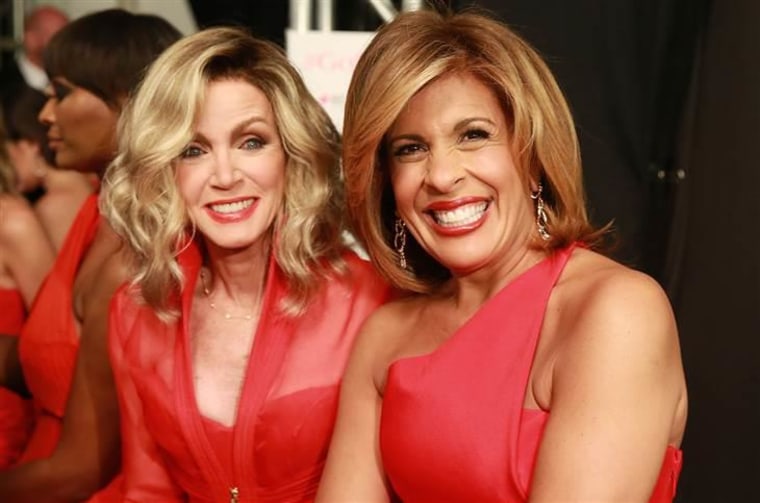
[199,269,254,321]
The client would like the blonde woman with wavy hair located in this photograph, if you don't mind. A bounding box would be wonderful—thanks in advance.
[319,9,687,503]
[101,26,388,501]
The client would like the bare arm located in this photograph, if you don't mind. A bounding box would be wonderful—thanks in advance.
[529,272,687,503]
[0,195,56,307]
[317,309,394,503]
[0,244,128,502]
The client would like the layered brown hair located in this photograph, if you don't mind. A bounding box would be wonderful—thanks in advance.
[343,9,606,292]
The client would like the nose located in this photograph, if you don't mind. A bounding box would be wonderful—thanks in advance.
[211,151,241,188]
[38,96,56,127]
[424,150,465,193]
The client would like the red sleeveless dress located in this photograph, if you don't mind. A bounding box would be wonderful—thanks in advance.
[0,288,32,469]
[109,240,390,502]
[17,194,122,500]
[380,245,682,502]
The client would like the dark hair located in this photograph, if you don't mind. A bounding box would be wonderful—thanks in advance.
[2,85,47,144]
[44,9,182,109]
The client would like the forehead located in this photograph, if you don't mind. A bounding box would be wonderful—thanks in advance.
[390,72,504,134]
[195,78,275,127]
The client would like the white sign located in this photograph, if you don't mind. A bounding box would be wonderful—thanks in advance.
[286,29,376,132]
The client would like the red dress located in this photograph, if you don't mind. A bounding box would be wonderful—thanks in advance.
[17,194,122,500]
[109,241,389,502]
[380,245,683,502]
[0,288,32,469]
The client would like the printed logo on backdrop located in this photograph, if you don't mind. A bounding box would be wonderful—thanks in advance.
[286,30,376,132]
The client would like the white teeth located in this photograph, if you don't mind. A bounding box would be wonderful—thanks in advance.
[431,202,488,227]
[210,199,254,214]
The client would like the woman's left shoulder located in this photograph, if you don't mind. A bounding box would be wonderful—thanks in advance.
[564,247,670,304]
[556,247,677,343]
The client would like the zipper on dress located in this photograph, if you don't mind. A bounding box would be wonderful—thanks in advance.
[229,486,239,503]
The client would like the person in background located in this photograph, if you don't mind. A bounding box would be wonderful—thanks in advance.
[0,9,181,502]
[0,107,54,470]
[3,85,94,249]
[0,5,69,96]
[101,26,388,502]
[318,9,687,503]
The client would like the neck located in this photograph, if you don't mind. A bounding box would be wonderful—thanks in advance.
[448,239,546,312]
[201,238,272,307]
[43,167,96,191]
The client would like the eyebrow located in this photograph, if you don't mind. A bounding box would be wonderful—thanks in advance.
[192,115,271,143]
[387,116,497,144]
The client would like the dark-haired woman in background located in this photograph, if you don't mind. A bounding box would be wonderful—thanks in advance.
[0,9,182,502]
[2,85,94,250]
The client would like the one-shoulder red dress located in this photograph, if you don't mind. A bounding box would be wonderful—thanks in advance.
[0,287,32,469]
[109,240,390,502]
[17,194,122,500]
[380,245,683,502]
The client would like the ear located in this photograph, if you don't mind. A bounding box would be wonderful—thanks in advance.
[529,178,540,193]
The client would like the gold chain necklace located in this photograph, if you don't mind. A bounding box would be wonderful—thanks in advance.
[199,269,254,321]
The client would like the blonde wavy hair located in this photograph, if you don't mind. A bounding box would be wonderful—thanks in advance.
[343,9,606,293]
[102,27,344,319]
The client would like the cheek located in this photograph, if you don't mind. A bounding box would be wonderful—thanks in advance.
[175,166,206,204]
[250,154,286,195]
[389,166,421,209]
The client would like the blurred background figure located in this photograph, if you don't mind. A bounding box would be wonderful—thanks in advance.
[0,5,68,98]
[0,9,181,502]
[0,105,54,471]
[2,84,94,248]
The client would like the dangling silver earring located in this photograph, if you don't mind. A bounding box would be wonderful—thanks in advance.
[530,183,551,241]
[394,218,408,269]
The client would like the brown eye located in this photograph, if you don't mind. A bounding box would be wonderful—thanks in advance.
[462,128,490,141]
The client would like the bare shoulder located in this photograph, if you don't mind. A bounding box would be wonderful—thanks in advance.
[549,245,685,387]
[556,247,676,339]
[544,246,684,388]
[349,295,426,389]
[539,247,687,446]
[0,194,41,242]
[355,296,421,353]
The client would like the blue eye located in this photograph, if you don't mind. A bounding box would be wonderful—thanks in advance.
[242,137,263,150]
[180,145,204,158]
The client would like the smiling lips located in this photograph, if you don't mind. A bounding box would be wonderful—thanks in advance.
[205,197,257,223]
[425,199,490,236]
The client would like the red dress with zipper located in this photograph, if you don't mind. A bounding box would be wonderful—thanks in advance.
[109,240,389,502]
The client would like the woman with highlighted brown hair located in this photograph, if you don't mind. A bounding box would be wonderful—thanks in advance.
[318,9,687,503]
[102,26,388,502]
